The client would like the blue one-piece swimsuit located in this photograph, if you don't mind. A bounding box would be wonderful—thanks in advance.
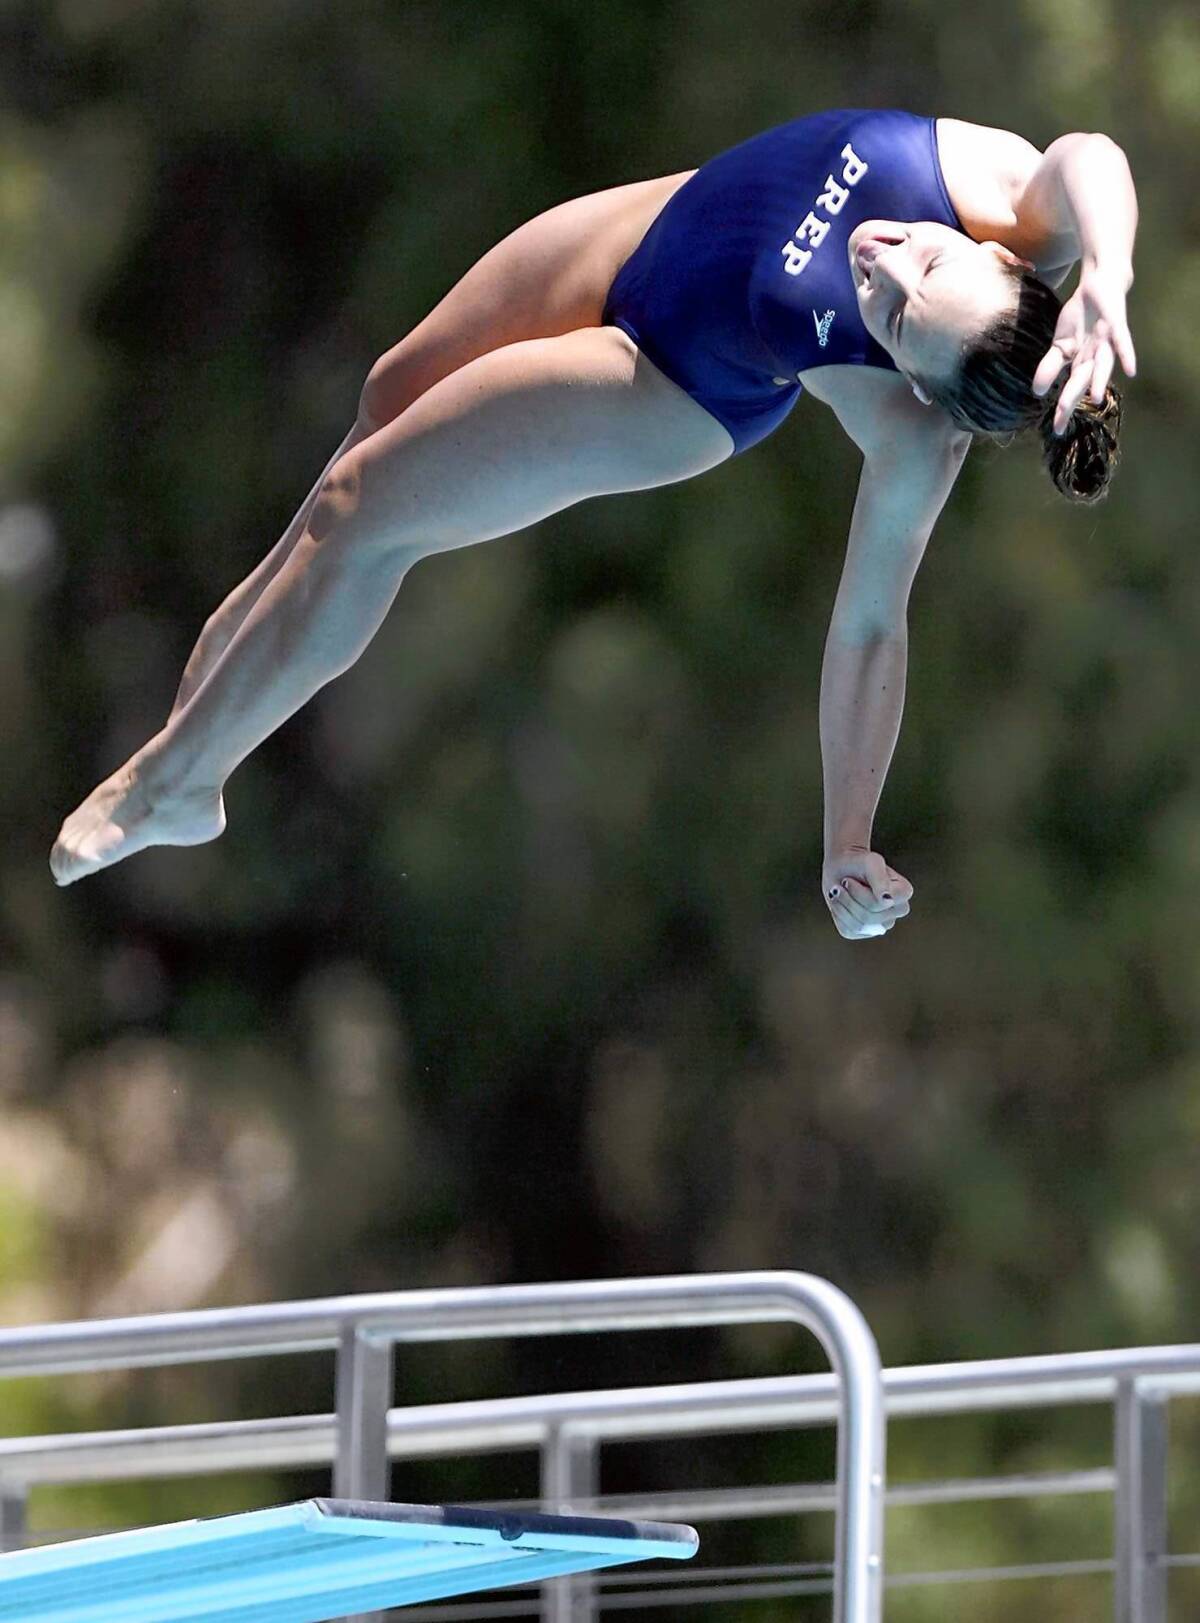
[602,107,967,455]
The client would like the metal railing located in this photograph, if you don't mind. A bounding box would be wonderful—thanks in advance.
[0,1279,1195,1620]
[0,1272,885,1623]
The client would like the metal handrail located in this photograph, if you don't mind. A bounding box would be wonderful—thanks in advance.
[2,1346,1196,1481]
[0,1286,1193,1621]
[0,1273,885,1623]
[0,1275,871,1375]
[2,1344,1197,1483]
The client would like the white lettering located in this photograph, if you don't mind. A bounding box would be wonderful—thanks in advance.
[796,211,830,250]
[778,138,870,278]
[840,143,868,186]
[816,174,850,215]
[781,240,812,276]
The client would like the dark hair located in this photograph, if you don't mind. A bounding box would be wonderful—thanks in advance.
[920,266,1122,503]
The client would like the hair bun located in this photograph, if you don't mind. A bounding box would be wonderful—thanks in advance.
[1038,385,1123,503]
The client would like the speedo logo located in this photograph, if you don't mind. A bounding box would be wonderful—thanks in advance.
[781,143,869,277]
[813,310,835,347]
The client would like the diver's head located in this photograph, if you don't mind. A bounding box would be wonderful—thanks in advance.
[849,220,1122,501]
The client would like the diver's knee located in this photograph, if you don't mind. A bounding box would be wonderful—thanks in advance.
[309,451,432,569]
[358,342,429,432]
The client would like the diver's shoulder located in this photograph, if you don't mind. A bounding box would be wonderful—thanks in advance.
[933,116,1043,242]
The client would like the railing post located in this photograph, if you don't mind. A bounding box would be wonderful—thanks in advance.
[1113,1378,1168,1623]
[787,1276,885,1623]
[541,1423,599,1623]
[0,1483,27,1553]
[336,1325,395,1623]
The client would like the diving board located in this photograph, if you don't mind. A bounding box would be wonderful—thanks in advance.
[0,1498,698,1621]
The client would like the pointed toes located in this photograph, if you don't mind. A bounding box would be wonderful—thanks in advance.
[49,836,83,887]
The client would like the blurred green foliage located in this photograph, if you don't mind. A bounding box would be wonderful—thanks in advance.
[0,0,1197,1616]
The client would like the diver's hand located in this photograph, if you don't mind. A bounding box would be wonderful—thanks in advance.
[1031,263,1135,435]
[823,848,913,940]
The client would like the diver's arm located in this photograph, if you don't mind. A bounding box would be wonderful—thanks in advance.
[1017,135,1138,428]
[820,423,969,939]
[1013,132,1137,284]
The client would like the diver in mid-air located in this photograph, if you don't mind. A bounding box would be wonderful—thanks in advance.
[51,109,1137,939]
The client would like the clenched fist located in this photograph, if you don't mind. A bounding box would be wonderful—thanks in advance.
[823,848,913,940]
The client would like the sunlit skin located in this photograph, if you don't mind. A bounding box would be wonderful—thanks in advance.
[846,218,1031,405]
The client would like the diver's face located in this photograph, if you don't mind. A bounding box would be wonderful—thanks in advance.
[848,220,1023,394]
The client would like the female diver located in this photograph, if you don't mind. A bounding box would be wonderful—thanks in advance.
[50,108,1138,939]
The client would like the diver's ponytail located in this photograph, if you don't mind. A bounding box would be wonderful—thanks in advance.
[1036,384,1122,503]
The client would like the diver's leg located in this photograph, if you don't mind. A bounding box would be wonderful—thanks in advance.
[169,421,369,717]
[168,173,692,715]
[51,327,731,884]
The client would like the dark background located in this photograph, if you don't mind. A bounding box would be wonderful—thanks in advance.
[0,2,1197,1617]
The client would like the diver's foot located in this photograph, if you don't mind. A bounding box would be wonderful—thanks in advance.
[50,754,226,886]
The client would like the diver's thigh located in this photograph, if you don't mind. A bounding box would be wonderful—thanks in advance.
[359,174,692,428]
[342,327,733,556]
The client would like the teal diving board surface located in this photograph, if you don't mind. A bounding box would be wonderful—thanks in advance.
[0,1498,699,1622]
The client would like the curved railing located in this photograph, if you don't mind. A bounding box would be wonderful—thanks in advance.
[0,1272,886,1623]
[1,1280,1192,1620]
